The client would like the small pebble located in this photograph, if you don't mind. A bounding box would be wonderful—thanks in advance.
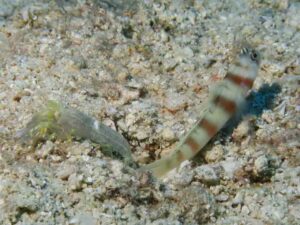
[232,191,244,207]
[68,173,84,191]
[161,127,176,142]
[36,141,55,159]
[56,164,76,180]
[254,155,269,176]
[194,165,220,185]
[215,194,229,202]
[232,120,252,141]
[241,205,250,215]
[205,145,224,163]
[69,213,97,225]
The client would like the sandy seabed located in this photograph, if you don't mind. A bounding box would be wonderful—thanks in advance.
[0,0,299,224]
